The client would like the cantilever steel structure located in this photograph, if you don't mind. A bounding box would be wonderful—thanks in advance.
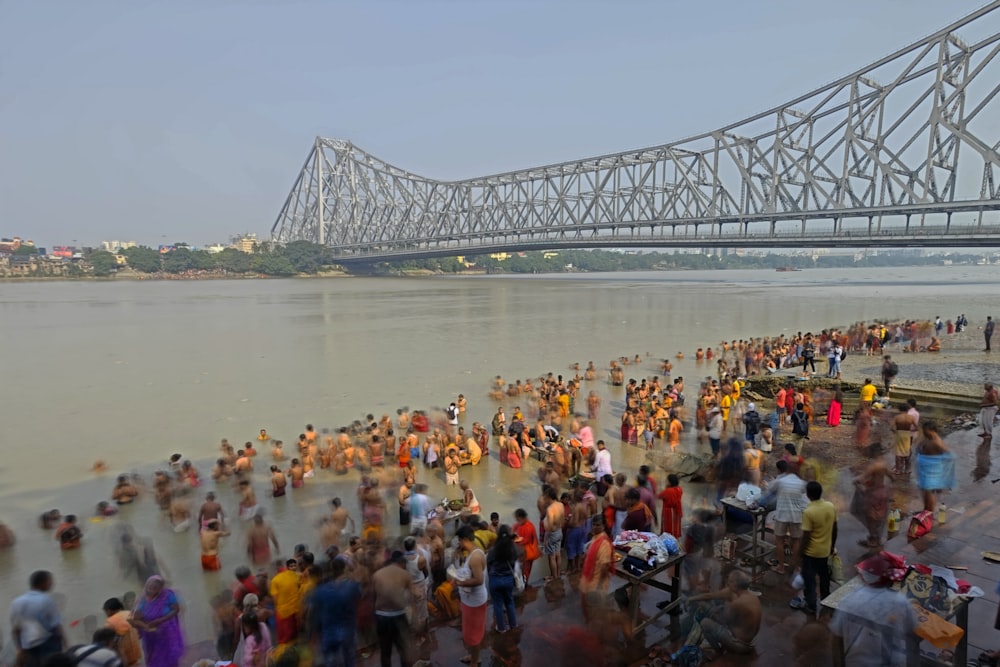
[272,3,1000,263]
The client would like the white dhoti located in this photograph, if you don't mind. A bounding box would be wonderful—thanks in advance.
[980,406,998,437]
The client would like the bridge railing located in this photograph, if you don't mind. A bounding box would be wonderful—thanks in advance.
[327,222,1000,259]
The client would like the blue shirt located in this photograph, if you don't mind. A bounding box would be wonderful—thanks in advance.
[309,579,360,645]
[10,590,61,649]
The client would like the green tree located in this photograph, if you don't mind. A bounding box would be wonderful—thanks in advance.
[88,251,118,277]
[122,246,162,273]
[162,248,196,273]
[251,253,296,276]
[217,248,251,273]
[13,244,38,256]
[191,250,218,271]
[281,240,328,273]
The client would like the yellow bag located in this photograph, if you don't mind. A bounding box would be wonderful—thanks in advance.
[909,601,964,649]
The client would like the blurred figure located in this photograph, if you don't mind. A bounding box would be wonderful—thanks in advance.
[850,461,892,549]
[830,554,915,667]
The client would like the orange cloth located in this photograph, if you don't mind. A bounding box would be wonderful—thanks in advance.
[201,554,221,571]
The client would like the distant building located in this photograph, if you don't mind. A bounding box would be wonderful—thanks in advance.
[101,240,137,252]
[232,234,258,254]
[204,244,228,254]
[489,252,510,262]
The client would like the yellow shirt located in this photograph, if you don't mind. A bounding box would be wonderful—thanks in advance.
[474,529,497,551]
[269,569,302,619]
[801,499,837,558]
[720,394,732,418]
[731,380,741,402]
[860,383,878,402]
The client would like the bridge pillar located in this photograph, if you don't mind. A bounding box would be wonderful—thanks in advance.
[946,212,952,231]
[905,215,911,233]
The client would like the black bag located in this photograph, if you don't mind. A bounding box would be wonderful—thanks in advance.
[622,555,652,576]
[887,361,899,376]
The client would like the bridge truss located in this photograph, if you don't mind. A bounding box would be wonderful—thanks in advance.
[272,3,1000,262]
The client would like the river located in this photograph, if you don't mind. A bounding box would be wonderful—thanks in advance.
[0,265,996,645]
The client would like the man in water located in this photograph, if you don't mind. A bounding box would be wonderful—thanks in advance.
[542,486,565,581]
[246,514,280,567]
[198,492,225,531]
[200,519,229,571]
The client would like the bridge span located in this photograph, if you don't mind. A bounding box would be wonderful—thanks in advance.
[272,3,1000,265]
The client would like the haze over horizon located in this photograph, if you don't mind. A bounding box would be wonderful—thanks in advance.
[1,1,991,249]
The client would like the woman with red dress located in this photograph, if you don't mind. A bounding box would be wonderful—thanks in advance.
[657,474,683,537]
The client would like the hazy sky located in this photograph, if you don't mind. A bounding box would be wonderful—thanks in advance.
[0,0,990,248]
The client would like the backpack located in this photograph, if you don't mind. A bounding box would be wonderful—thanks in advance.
[446,406,457,420]
[887,361,899,377]
[840,347,847,360]
[743,411,761,433]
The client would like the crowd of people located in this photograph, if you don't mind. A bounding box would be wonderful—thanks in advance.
[3,313,997,667]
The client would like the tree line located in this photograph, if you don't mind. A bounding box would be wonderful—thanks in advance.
[61,242,991,278]
[85,241,329,277]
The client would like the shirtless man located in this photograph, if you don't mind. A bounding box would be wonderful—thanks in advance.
[370,435,385,467]
[111,475,139,505]
[917,421,949,513]
[271,440,285,462]
[211,458,232,481]
[611,473,630,538]
[892,405,916,475]
[398,479,413,528]
[286,459,305,488]
[246,514,280,567]
[329,497,355,546]
[678,569,761,657]
[542,486,565,581]
[237,480,258,520]
[270,465,287,497]
[234,450,253,476]
[443,447,460,486]
[200,519,230,571]
[372,551,413,666]
[168,491,192,532]
[198,492,225,531]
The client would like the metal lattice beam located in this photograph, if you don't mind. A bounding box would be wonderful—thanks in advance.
[272,3,1000,262]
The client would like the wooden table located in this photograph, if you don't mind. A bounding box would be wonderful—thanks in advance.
[721,497,774,581]
[613,550,685,636]
[821,576,970,667]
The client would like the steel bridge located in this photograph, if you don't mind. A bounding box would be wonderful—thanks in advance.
[272,3,1000,264]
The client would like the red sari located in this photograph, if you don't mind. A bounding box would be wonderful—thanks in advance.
[657,486,683,537]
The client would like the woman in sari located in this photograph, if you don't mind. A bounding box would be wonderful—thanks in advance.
[826,384,844,427]
[129,576,184,667]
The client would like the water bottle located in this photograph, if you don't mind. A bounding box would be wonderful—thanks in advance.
[887,508,898,533]
[938,504,947,525]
